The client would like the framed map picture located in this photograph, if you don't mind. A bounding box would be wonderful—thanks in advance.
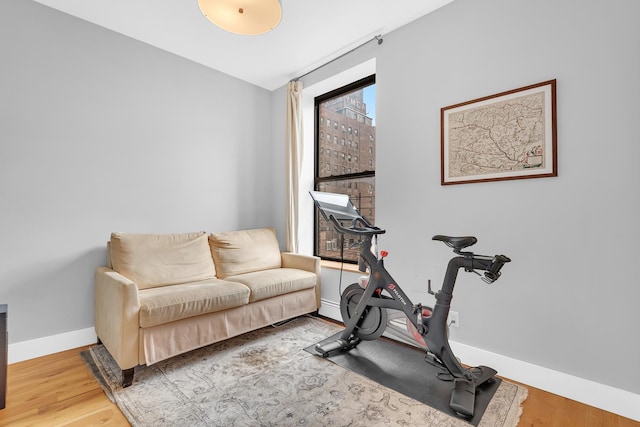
[441,80,557,185]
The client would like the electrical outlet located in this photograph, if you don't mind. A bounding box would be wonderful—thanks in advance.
[448,311,459,328]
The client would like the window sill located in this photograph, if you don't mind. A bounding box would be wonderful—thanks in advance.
[321,260,362,273]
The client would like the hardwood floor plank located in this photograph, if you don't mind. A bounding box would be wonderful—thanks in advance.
[2,348,128,426]
[510,379,639,427]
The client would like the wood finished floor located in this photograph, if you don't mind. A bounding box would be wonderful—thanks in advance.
[0,346,637,426]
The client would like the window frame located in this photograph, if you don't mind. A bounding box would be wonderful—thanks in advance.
[313,74,376,263]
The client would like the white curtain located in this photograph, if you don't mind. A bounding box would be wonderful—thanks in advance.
[285,80,303,253]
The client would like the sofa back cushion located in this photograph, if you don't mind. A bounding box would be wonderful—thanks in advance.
[209,228,282,279]
[109,232,216,290]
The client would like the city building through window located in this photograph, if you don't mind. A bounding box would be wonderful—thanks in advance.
[314,75,375,263]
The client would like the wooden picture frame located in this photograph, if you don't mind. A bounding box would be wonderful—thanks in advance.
[441,80,557,185]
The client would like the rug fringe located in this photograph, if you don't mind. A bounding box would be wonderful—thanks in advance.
[507,385,529,427]
[82,346,117,403]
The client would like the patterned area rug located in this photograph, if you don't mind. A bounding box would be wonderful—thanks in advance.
[83,316,527,426]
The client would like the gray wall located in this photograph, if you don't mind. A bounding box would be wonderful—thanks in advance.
[287,0,640,395]
[0,1,275,343]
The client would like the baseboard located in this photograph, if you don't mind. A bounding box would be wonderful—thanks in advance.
[8,327,96,364]
[448,340,640,422]
[318,298,640,421]
[318,298,341,320]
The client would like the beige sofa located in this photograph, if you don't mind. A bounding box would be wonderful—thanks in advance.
[94,228,320,387]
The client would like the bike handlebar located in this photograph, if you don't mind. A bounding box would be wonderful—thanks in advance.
[328,214,386,236]
[481,254,511,283]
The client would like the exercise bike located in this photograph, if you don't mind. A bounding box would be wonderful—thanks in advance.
[310,191,511,418]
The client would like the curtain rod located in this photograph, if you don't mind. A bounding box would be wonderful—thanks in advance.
[291,34,383,82]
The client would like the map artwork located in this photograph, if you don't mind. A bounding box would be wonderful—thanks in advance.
[441,80,557,185]
[448,92,545,177]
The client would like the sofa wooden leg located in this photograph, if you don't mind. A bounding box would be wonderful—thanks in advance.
[122,368,134,388]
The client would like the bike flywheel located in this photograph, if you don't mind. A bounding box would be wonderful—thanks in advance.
[340,283,388,340]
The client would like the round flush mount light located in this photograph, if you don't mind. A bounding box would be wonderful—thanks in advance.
[197,0,282,35]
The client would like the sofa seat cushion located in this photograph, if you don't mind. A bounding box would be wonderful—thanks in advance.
[225,268,317,303]
[110,232,216,290]
[138,279,250,328]
[209,228,282,279]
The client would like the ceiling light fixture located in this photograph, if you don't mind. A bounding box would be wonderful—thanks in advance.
[197,0,282,36]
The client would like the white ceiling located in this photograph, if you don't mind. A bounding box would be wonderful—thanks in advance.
[33,0,454,91]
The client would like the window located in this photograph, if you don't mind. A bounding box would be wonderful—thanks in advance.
[314,74,376,263]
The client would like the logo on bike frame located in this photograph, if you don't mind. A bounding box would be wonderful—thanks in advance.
[387,283,406,306]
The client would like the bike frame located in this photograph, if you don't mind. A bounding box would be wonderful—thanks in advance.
[340,232,495,379]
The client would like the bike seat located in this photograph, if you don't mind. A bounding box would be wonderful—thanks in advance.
[432,235,477,251]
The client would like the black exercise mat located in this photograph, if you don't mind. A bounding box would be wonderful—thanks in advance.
[305,332,501,425]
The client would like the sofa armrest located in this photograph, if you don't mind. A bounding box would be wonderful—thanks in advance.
[281,252,320,275]
[94,267,141,370]
[281,252,321,307]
